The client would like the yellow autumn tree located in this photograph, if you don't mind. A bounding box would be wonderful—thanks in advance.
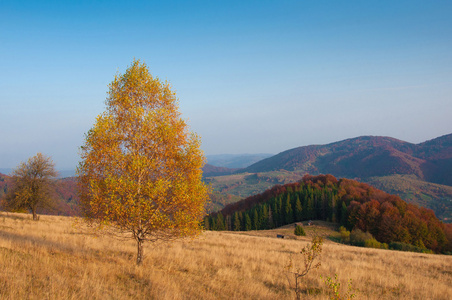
[77,59,209,265]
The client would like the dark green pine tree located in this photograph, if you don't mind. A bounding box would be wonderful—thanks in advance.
[253,209,260,230]
[278,196,285,226]
[215,213,225,231]
[301,189,308,220]
[320,189,327,220]
[284,194,293,224]
[294,195,303,222]
[260,205,269,229]
[233,212,241,231]
[225,215,232,231]
[306,194,315,220]
[209,216,216,230]
[340,201,348,227]
[314,190,321,220]
[268,206,274,229]
[273,197,281,227]
[244,213,252,231]
[328,194,336,222]
[203,216,210,230]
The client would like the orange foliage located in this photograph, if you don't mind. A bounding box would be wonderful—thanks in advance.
[77,60,209,265]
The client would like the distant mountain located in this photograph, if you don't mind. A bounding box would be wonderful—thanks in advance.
[206,153,273,169]
[416,134,452,186]
[242,134,452,186]
[202,164,239,177]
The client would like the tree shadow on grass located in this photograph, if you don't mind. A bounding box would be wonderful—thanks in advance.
[0,228,134,264]
[0,212,32,221]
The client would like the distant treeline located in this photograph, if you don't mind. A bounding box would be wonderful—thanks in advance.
[205,174,452,254]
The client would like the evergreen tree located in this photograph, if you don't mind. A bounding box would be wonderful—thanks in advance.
[294,224,306,236]
[272,198,279,227]
[216,213,225,231]
[314,191,321,219]
[278,196,285,226]
[238,211,243,230]
[210,216,216,231]
[307,195,315,220]
[294,195,303,222]
[271,197,280,227]
[260,205,269,229]
[203,216,210,230]
[233,212,241,231]
[301,190,308,219]
[268,206,274,229]
[329,194,336,222]
[285,194,294,224]
[253,209,259,230]
[244,213,252,231]
[341,202,348,226]
[225,215,232,231]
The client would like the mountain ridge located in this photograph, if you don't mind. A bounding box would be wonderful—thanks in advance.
[242,134,452,186]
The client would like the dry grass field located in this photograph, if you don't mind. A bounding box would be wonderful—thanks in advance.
[0,212,451,299]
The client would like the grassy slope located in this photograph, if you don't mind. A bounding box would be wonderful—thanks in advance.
[1,212,451,299]
[205,171,304,213]
[205,170,304,205]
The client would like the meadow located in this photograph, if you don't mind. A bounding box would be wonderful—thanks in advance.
[0,212,451,299]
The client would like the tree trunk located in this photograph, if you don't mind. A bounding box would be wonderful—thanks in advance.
[137,238,144,265]
[32,209,38,221]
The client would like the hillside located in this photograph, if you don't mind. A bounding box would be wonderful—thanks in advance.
[242,134,452,186]
[1,212,451,299]
[206,153,273,169]
[207,174,452,254]
[205,171,304,198]
[365,175,452,222]
[202,164,239,177]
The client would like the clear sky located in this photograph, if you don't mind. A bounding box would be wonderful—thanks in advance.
[1,0,451,170]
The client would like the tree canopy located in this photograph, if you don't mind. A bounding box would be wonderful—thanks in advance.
[77,59,209,265]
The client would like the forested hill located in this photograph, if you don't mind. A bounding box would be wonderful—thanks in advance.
[206,174,452,254]
[242,134,452,186]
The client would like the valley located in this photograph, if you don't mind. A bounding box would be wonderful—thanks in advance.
[205,134,452,222]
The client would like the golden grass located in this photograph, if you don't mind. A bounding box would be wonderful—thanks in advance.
[0,212,451,299]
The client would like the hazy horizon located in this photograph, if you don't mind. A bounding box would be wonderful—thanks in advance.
[1,1,451,169]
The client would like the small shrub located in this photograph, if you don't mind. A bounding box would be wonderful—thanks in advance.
[350,229,373,247]
[364,238,378,248]
[349,229,389,249]
[339,226,350,244]
[286,235,323,300]
[321,273,357,300]
[294,225,306,236]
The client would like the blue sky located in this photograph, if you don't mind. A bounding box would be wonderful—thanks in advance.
[1,0,451,170]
